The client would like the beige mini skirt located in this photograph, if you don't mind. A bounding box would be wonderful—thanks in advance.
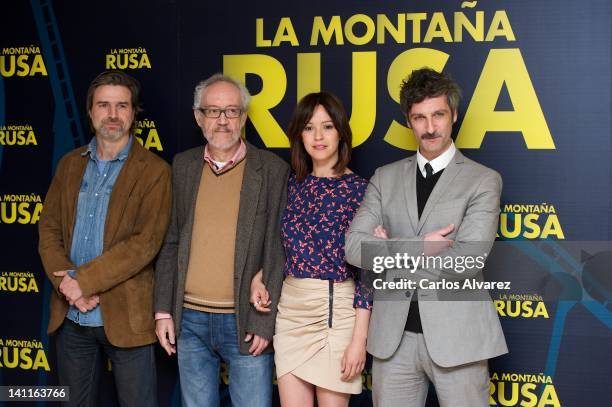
[274,276,362,394]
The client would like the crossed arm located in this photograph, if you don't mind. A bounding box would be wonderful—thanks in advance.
[346,168,501,280]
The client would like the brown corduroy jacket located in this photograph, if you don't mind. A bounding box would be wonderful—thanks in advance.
[38,139,171,348]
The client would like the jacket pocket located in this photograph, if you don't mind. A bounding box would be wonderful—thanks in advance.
[434,198,465,212]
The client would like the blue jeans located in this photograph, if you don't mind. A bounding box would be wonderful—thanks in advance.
[55,319,157,407]
[178,309,273,407]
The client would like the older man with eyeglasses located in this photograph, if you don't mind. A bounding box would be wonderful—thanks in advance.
[154,73,289,407]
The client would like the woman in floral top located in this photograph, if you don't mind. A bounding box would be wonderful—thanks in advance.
[251,92,372,406]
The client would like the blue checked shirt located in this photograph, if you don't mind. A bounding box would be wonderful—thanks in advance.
[65,136,132,326]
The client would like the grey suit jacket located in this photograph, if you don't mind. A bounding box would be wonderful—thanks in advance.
[155,142,289,355]
[346,150,507,367]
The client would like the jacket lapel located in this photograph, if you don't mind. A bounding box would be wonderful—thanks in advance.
[403,157,419,233]
[184,147,205,231]
[103,141,146,247]
[178,147,204,274]
[416,150,464,234]
[234,144,262,279]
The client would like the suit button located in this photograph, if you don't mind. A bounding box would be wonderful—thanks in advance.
[405,291,411,298]
[394,277,401,283]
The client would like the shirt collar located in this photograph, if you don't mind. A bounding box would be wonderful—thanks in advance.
[204,139,246,174]
[82,135,133,162]
[416,141,456,177]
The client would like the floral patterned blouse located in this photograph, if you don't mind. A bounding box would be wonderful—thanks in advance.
[281,173,373,310]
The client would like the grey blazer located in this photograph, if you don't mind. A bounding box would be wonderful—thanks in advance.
[346,150,508,367]
[155,142,289,354]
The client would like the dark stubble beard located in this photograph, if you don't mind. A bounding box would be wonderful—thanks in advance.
[97,119,128,141]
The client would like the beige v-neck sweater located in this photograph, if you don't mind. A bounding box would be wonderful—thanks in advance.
[183,159,245,313]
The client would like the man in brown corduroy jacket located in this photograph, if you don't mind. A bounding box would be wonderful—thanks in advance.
[39,70,171,407]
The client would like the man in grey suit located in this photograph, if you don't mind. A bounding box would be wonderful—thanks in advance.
[346,68,507,406]
[154,73,289,407]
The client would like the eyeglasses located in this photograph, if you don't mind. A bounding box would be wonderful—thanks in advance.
[196,107,242,119]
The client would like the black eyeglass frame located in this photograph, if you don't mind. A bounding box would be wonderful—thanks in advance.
[195,107,243,119]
